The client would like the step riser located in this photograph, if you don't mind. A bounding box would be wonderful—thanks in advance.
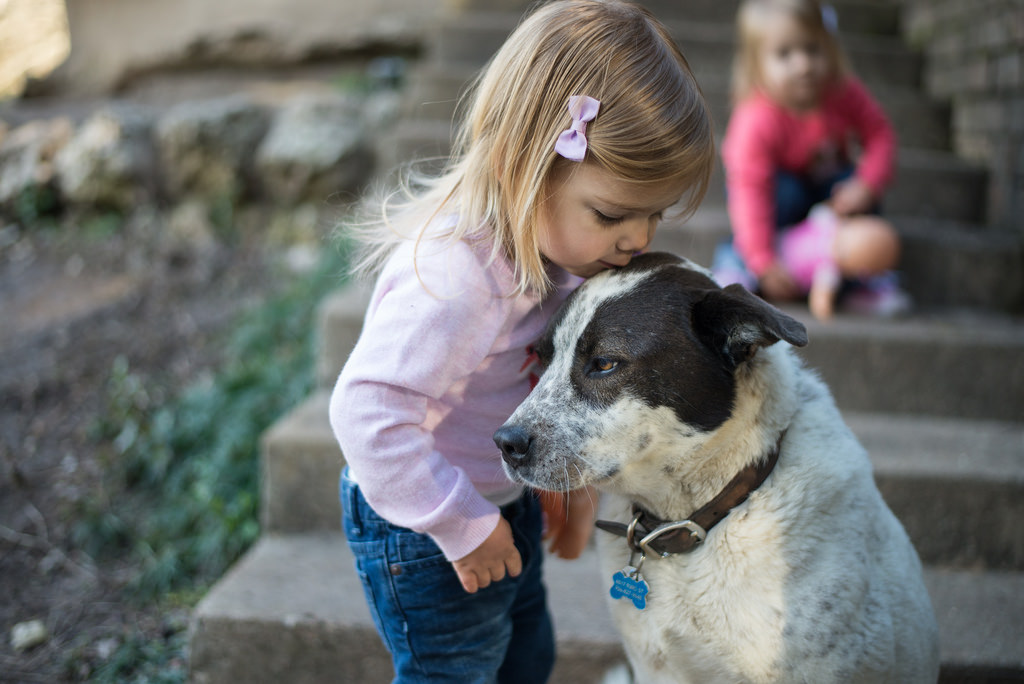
[404,75,951,151]
[651,220,1024,315]
[317,281,1024,420]
[388,130,987,225]
[699,160,988,224]
[190,620,626,684]
[434,27,921,89]
[189,536,1024,683]
[795,330,1024,422]
[897,228,1024,313]
[190,620,393,684]
[450,1,902,36]
[879,476,1024,572]
[262,395,1024,570]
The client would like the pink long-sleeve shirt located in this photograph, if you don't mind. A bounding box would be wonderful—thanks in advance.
[721,77,897,275]
[329,232,579,561]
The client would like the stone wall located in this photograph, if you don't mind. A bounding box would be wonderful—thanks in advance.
[46,0,442,96]
[901,0,1024,231]
[0,89,399,240]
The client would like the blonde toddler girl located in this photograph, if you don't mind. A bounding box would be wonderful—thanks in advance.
[330,1,715,681]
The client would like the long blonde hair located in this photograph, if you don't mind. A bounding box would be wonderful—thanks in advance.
[349,0,715,296]
[732,0,851,105]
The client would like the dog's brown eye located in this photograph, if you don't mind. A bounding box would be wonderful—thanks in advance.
[590,357,618,375]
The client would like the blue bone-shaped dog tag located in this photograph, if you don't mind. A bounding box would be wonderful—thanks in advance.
[610,567,649,610]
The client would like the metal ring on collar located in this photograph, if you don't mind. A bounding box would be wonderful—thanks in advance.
[639,519,708,558]
[625,512,643,553]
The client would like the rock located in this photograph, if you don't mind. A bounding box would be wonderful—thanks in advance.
[10,619,48,652]
[0,0,69,98]
[0,117,73,210]
[54,106,158,210]
[165,199,218,254]
[255,93,374,205]
[155,96,271,202]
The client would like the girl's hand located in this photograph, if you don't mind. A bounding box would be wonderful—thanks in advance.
[830,177,876,216]
[758,262,802,301]
[541,487,598,560]
[452,517,522,593]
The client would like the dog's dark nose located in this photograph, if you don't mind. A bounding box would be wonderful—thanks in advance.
[494,425,533,465]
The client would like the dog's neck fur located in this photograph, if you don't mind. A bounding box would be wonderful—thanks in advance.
[628,344,799,520]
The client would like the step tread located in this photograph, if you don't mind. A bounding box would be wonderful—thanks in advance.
[392,117,985,180]
[269,390,1024,498]
[263,391,1024,569]
[319,270,1024,343]
[193,533,1024,675]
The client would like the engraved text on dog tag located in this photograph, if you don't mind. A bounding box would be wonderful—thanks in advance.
[610,565,649,610]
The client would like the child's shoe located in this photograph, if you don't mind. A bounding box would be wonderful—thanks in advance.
[840,273,912,318]
[711,242,758,291]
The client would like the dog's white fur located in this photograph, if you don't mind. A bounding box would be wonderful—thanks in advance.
[498,255,939,683]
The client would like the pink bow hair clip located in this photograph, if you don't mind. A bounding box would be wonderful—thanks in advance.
[554,95,601,162]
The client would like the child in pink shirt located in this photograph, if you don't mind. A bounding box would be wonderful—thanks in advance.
[330,1,715,680]
[714,0,907,320]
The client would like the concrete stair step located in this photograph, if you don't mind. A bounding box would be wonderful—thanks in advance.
[787,307,1024,421]
[189,533,1024,683]
[892,217,1024,313]
[450,0,903,36]
[315,268,1024,420]
[661,147,987,224]
[646,0,902,34]
[260,391,1024,570]
[403,63,952,151]
[428,13,922,88]
[386,117,987,223]
[683,148,987,224]
[649,207,1024,314]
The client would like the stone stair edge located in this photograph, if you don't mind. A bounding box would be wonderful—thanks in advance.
[429,11,907,45]
[403,65,952,151]
[388,120,986,179]
[189,532,1024,682]
[659,205,1016,239]
[270,389,1024,484]
[407,59,946,104]
[316,274,1024,351]
[260,390,1024,571]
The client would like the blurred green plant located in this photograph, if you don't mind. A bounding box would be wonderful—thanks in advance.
[81,242,349,596]
[71,238,350,681]
[79,627,189,684]
[10,184,61,228]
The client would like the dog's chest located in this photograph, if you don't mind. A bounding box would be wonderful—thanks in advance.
[597,501,792,682]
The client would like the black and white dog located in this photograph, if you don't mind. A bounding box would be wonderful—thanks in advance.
[495,252,938,683]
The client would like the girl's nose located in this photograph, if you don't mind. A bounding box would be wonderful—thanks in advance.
[793,50,813,74]
[617,219,655,254]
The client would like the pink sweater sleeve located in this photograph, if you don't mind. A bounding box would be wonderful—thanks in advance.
[839,78,897,195]
[722,98,780,275]
[329,242,512,561]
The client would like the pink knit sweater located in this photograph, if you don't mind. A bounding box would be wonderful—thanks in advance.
[329,234,578,561]
[722,77,897,275]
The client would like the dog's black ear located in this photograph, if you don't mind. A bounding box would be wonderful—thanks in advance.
[692,284,808,368]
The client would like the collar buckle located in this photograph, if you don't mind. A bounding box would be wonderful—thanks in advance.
[639,519,708,558]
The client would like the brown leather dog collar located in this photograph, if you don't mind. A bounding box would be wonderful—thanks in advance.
[595,432,784,557]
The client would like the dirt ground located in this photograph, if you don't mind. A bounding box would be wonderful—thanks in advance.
[0,217,285,681]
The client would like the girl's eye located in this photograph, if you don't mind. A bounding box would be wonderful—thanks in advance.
[593,209,624,225]
[588,357,618,376]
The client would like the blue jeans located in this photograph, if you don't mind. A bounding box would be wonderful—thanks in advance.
[340,468,555,684]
